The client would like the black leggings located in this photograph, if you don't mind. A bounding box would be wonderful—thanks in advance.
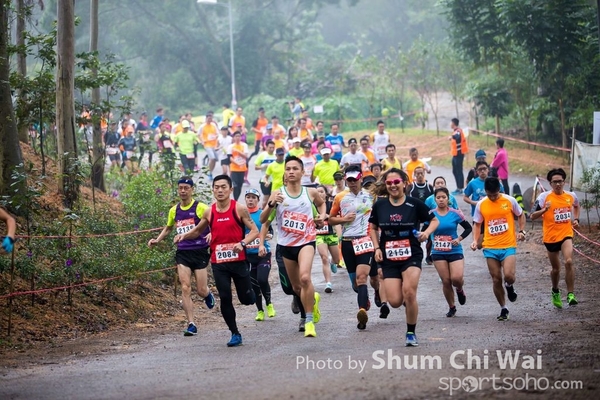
[179,153,196,174]
[212,261,255,334]
[276,245,305,318]
[248,253,272,311]
[452,154,465,190]
[231,171,245,200]
[501,178,510,196]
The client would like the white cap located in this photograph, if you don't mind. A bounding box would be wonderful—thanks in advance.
[320,147,332,155]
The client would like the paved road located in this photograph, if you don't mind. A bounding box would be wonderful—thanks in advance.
[2,155,597,400]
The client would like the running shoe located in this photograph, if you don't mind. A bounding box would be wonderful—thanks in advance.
[357,308,368,330]
[456,289,466,306]
[405,332,419,347]
[227,333,243,347]
[267,303,276,318]
[552,291,563,309]
[338,260,346,269]
[313,292,321,323]
[379,303,390,319]
[450,189,463,195]
[567,292,578,306]
[255,310,265,321]
[425,255,433,265]
[325,282,333,293]
[446,306,457,318]
[497,308,509,321]
[207,173,213,181]
[299,318,306,332]
[506,285,518,302]
[330,262,338,274]
[374,289,382,307]
[183,322,198,336]
[291,297,300,314]
[304,321,316,337]
[244,179,251,186]
[205,292,215,309]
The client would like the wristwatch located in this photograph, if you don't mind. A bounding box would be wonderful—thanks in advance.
[240,241,247,248]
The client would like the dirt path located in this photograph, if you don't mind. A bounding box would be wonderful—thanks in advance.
[1,164,599,399]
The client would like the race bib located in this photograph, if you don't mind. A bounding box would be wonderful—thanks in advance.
[186,153,195,159]
[247,238,260,249]
[176,218,195,235]
[377,146,386,157]
[433,235,453,252]
[215,243,240,263]
[106,147,118,155]
[163,140,173,149]
[332,144,341,153]
[316,222,330,235]
[208,134,218,141]
[233,156,245,166]
[352,237,374,255]
[488,218,508,236]
[282,211,308,234]
[385,240,411,261]
[126,151,134,159]
[554,208,571,224]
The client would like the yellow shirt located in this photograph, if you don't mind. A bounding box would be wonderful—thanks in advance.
[382,157,401,171]
[313,159,340,186]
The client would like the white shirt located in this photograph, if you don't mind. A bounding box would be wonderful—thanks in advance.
[341,151,368,167]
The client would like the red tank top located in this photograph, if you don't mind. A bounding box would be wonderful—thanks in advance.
[209,200,246,264]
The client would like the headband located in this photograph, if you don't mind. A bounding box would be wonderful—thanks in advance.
[178,178,194,187]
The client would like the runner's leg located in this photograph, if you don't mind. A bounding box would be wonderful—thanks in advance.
[434,259,454,307]
[561,239,575,292]
[486,258,506,307]
[177,265,194,323]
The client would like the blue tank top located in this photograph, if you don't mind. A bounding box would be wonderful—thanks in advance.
[246,209,270,255]
[431,208,466,256]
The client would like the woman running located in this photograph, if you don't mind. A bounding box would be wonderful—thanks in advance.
[315,185,341,293]
[431,187,472,317]
[369,168,439,347]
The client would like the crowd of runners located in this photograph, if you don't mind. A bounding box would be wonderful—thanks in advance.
[71,103,583,348]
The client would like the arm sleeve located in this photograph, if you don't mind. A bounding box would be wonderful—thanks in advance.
[416,199,434,223]
[458,219,473,240]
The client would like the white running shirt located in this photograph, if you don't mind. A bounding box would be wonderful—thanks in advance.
[276,186,316,246]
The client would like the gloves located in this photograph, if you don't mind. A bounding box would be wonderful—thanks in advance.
[2,236,14,253]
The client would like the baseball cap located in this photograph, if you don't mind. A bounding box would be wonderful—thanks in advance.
[348,138,357,145]
[245,188,260,198]
[266,123,273,130]
[475,149,486,159]
[344,165,362,180]
[181,120,190,128]
[302,142,311,149]
[292,137,301,143]
[320,147,332,155]
[362,176,377,187]
[275,147,285,155]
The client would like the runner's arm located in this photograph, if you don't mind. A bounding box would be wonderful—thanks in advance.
[148,225,174,247]
[0,207,16,239]
[238,204,259,245]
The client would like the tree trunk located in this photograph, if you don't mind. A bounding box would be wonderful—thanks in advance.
[0,0,24,198]
[559,97,567,150]
[56,0,78,208]
[16,0,29,144]
[495,114,500,135]
[89,0,105,193]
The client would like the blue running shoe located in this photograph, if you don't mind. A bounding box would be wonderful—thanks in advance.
[227,333,243,347]
[205,292,215,309]
[183,322,197,336]
[330,262,338,274]
[405,332,419,347]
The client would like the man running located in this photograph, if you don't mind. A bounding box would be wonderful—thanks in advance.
[470,177,526,321]
[148,177,215,336]
[326,123,345,163]
[249,107,268,160]
[329,165,375,330]
[264,147,286,193]
[340,138,368,168]
[175,175,258,347]
[198,113,220,179]
[312,148,339,189]
[260,156,327,337]
[370,120,390,161]
[531,168,580,308]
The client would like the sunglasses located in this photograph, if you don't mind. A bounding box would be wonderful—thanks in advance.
[385,178,403,186]
[346,178,359,182]
[551,180,565,185]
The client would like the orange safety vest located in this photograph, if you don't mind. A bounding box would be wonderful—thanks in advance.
[450,128,469,156]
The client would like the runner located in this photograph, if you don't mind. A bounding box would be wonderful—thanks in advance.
[449,118,468,195]
[118,125,138,173]
[315,185,341,293]
[0,207,16,253]
[217,126,232,176]
[406,167,434,202]
[297,118,312,142]
[227,131,249,200]
[382,144,402,171]
[329,165,375,330]
[370,163,383,180]
[264,147,286,193]
[148,177,215,336]
[359,137,378,177]
[470,177,526,321]
[300,142,317,186]
[249,107,268,161]
[464,161,505,216]
[260,156,327,337]
[370,120,390,161]
[104,121,121,172]
[288,137,304,158]
[255,140,277,206]
[244,189,276,321]
[331,171,347,196]
[199,113,220,179]
[431,187,472,317]
[174,175,258,347]
[326,124,345,163]
[172,120,199,174]
[465,149,487,185]
[312,148,339,189]
[530,168,580,308]
[402,148,431,184]
[368,168,439,346]
[340,138,368,168]
[424,176,459,264]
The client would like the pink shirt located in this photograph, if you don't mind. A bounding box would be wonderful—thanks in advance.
[491,148,509,179]
[311,140,333,155]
